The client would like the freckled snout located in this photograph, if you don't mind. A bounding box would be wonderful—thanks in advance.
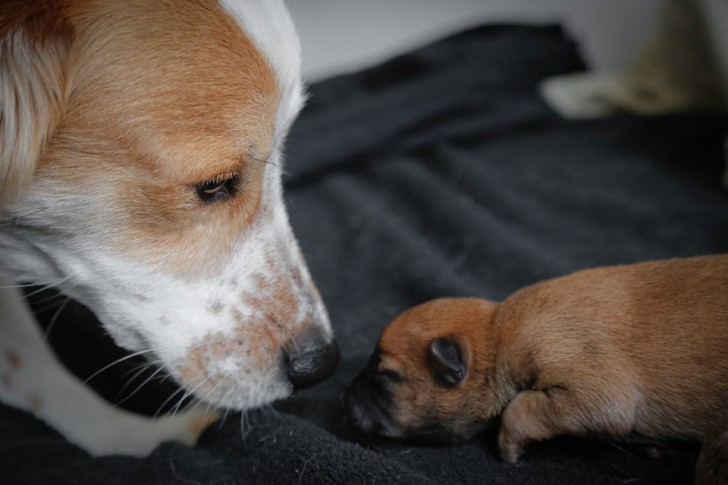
[284,329,339,389]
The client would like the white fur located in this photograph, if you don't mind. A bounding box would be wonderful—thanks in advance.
[0,274,216,456]
[0,0,331,455]
[0,28,68,203]
[220,0,306,143]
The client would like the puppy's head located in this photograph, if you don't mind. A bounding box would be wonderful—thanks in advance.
[0,0,337,410]
[344,298,503,444]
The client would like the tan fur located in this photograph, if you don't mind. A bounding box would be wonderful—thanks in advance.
[2,0,278,274]
[366,255,728,472]
[0,0,339,455]
[0,0,72,203]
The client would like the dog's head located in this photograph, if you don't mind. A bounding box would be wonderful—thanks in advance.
[343,298,504,444]
[0,0,337,409]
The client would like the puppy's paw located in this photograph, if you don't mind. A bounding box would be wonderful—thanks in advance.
[498,396,531,463]
[497,390,556,464]
[498,430,526,464]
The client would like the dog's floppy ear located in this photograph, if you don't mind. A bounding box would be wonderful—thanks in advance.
[428,337,468,387]
[1,1,72,203]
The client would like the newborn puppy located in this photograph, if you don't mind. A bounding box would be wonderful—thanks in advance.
[343,255,728,472]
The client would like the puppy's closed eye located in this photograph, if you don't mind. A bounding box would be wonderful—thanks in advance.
[377,369,404,382]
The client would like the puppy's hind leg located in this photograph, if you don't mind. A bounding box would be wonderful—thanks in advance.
[0,274,218,456]
[497,380,637,463]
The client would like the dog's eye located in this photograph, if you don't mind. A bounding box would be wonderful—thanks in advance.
[195,174,238,203]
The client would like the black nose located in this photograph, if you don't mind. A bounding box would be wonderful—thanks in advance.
[284,331,339,390]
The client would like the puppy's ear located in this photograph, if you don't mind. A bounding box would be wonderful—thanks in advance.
[428,337,468,387]
[1,1,72,203]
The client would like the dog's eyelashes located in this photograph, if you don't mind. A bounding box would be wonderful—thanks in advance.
[195,174,239,203]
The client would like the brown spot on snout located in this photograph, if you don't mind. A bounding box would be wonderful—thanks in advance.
[176,320,286,405]
[27,394,42,412]
[208,301,224,315]
[6,351,21,369]
[175,267,329,408]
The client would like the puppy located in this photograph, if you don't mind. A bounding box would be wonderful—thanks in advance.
[0,0,337,456]
[344,255,728,479]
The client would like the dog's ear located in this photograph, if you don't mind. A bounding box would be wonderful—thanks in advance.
[428,337,468,387]
[1,1,72,203]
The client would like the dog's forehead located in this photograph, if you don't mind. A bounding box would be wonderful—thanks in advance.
[220,0,305,135]
[63,0,299,180]
[20,0,308,275]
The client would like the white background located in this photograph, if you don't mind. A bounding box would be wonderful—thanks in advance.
[286,0,662,82]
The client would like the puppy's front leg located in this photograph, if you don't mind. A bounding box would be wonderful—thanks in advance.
[0,277,218,456]
[498,384,636,463]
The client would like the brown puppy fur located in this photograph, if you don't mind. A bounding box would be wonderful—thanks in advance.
[344,255,728,478]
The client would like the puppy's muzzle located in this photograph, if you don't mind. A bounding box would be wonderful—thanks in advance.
[284,330,339,390]
[341,377,396,438]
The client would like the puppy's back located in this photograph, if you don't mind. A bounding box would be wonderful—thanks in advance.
[500,255,728,439]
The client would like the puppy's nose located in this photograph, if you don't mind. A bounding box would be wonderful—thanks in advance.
[284,330,339,390]
[342,387,375,435]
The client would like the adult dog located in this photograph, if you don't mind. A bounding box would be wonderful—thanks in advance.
[0,0,338,456]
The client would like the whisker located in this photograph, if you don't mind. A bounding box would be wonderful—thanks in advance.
[26,288,70,307]
[156,370,209,419]
[117,363,156,394]
[114,363,168,408]
[155,385,190,420]
[171,382,200,418]
[240,409,249,439]
[81,347,162,388]
[1,276,71,290]
[59,346,163,420]
[120,359,159,380]
[217,387,235,427]
[42,296,71,341]
[199,393,220,425]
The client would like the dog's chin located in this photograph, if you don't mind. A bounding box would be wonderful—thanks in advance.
[197,382,293,411]
[168,365,294,411]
